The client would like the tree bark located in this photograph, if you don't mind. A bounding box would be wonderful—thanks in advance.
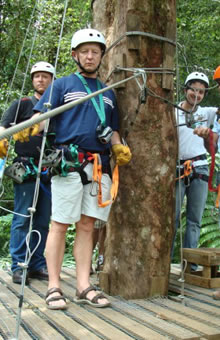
[93,0,177,299]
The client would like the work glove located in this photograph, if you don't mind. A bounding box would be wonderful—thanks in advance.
[0,138,9,158]
[13,123,40,143]
[112,144,132,166]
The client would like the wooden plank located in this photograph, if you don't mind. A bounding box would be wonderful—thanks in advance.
[29,280,135,340]
[109,298,200,340]
[177,296,220,319]
[169,284,220,317]
[134,300,220,340]
[0,267,219,340]
[1,276,99,340]
[60,269,200,340]
[169,277,220,309]
[86,305,168,340]
[0,291,31,340]
[61,285,142,339]
[184,272,220,288]
[0,307,31,340]
[183,248,220,266]
[152,298,220,329]
[0,272,105,340]
[0,283,66,340]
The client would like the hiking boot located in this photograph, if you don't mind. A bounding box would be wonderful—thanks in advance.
[12,269,29,285]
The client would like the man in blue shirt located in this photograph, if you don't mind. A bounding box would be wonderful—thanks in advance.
[32,29,131,309]
[0,62,55,284]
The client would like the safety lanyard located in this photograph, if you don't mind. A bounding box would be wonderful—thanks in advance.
[75,72,106,127]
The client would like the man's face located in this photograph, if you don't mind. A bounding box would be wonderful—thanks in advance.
[72,42,102,74]
[32,72,52,95]
[185,81,206,106]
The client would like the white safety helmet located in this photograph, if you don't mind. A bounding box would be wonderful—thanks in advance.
[184,72,209,88]
[30,61,56,79]
[71,28,106,55]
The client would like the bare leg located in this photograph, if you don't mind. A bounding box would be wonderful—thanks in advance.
[74,215,109,305]
[45,220,68,308]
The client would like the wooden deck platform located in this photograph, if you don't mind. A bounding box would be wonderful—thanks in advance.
[0,265,220,340]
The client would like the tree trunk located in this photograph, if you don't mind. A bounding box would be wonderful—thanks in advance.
[92,0,177,299]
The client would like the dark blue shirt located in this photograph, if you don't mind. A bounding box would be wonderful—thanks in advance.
[34,74,119,153]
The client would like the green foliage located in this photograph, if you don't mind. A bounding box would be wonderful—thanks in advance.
[0,0,92,117]
[199,153,220,249]
[0,214,12,256]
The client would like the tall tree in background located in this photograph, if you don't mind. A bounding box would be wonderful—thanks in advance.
[93,0,177,298]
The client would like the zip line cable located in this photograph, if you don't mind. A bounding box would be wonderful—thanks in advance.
[104,31,176,56]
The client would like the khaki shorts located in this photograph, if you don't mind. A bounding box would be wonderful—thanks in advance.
[51,162,112,224]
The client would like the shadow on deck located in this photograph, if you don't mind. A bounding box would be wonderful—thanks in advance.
[0,265,219,340]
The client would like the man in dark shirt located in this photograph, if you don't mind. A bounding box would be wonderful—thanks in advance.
[0,61,55,284]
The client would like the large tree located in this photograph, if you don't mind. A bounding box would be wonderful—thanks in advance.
[93,0,177,298]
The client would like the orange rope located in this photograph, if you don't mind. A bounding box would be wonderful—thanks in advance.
[92,153,119,207]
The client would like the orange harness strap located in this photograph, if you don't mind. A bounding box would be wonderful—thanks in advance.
[176,160,192,181]
[92,153,119,208]
[215,185,220,208]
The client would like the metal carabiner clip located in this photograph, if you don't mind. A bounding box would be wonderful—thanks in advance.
[90,180,99,197]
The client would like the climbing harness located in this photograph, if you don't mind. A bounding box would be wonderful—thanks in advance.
[176,160,192,186]
[176,155,209,187]
[42,145,91,184]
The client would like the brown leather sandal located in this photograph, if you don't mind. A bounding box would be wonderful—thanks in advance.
[74,285,110,308]
[46,287,67,310]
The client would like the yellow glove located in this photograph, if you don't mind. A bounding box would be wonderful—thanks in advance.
[0,138,9,158]
[13,123,40,143]
[112,144,132,166]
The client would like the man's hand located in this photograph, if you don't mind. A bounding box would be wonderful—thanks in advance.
[13,123,40,142]
[0,138,8,158]
[112,144,132,166]
[193,126,210,139]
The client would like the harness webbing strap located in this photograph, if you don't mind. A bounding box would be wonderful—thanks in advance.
[92,153,119,207]
[176,160,192,180]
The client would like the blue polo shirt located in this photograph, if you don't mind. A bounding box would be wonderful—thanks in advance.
[34,74,119,153]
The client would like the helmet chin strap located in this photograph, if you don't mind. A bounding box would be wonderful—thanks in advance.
[72,56,101,75]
